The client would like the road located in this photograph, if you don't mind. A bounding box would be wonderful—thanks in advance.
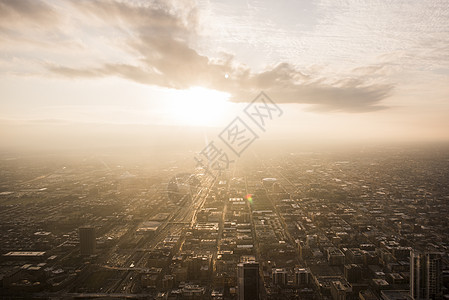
[110,172,216,293]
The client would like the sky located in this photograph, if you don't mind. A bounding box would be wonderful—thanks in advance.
[1,0,449,150]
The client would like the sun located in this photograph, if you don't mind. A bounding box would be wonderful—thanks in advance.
[166,87,231,126]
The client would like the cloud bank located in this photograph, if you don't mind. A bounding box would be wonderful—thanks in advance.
[3,0,395,112]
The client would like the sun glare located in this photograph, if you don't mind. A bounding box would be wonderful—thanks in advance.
[167,87,231,126]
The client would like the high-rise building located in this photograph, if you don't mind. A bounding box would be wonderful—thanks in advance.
[330,280,352,300]
[410,250,442,300]
[272,268,288,286]
[344,264,362,283]
[237,260,260,300]
[79,226,96,255]
[294,267,311,287]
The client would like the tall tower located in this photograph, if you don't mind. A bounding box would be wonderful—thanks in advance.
[410,250,442,300]
[237,261,260,300]
[79,226,96,255]
[272,268,288,286]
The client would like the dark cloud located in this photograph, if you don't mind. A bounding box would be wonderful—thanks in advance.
[47,0,393,112]
[0,0,59,26]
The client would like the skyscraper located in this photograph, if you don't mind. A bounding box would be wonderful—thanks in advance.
[79,226,96,255]
[294,267,311,287]
[272,268,288,286]
[237,260,260,300]
[410,250,442,300]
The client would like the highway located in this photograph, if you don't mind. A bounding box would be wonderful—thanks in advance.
[109,172,215,294]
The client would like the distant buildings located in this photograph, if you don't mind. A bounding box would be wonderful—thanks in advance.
[2,149,449,298]
[79,226,96,255]
[237,260,260,300]
[410,251,442,300]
